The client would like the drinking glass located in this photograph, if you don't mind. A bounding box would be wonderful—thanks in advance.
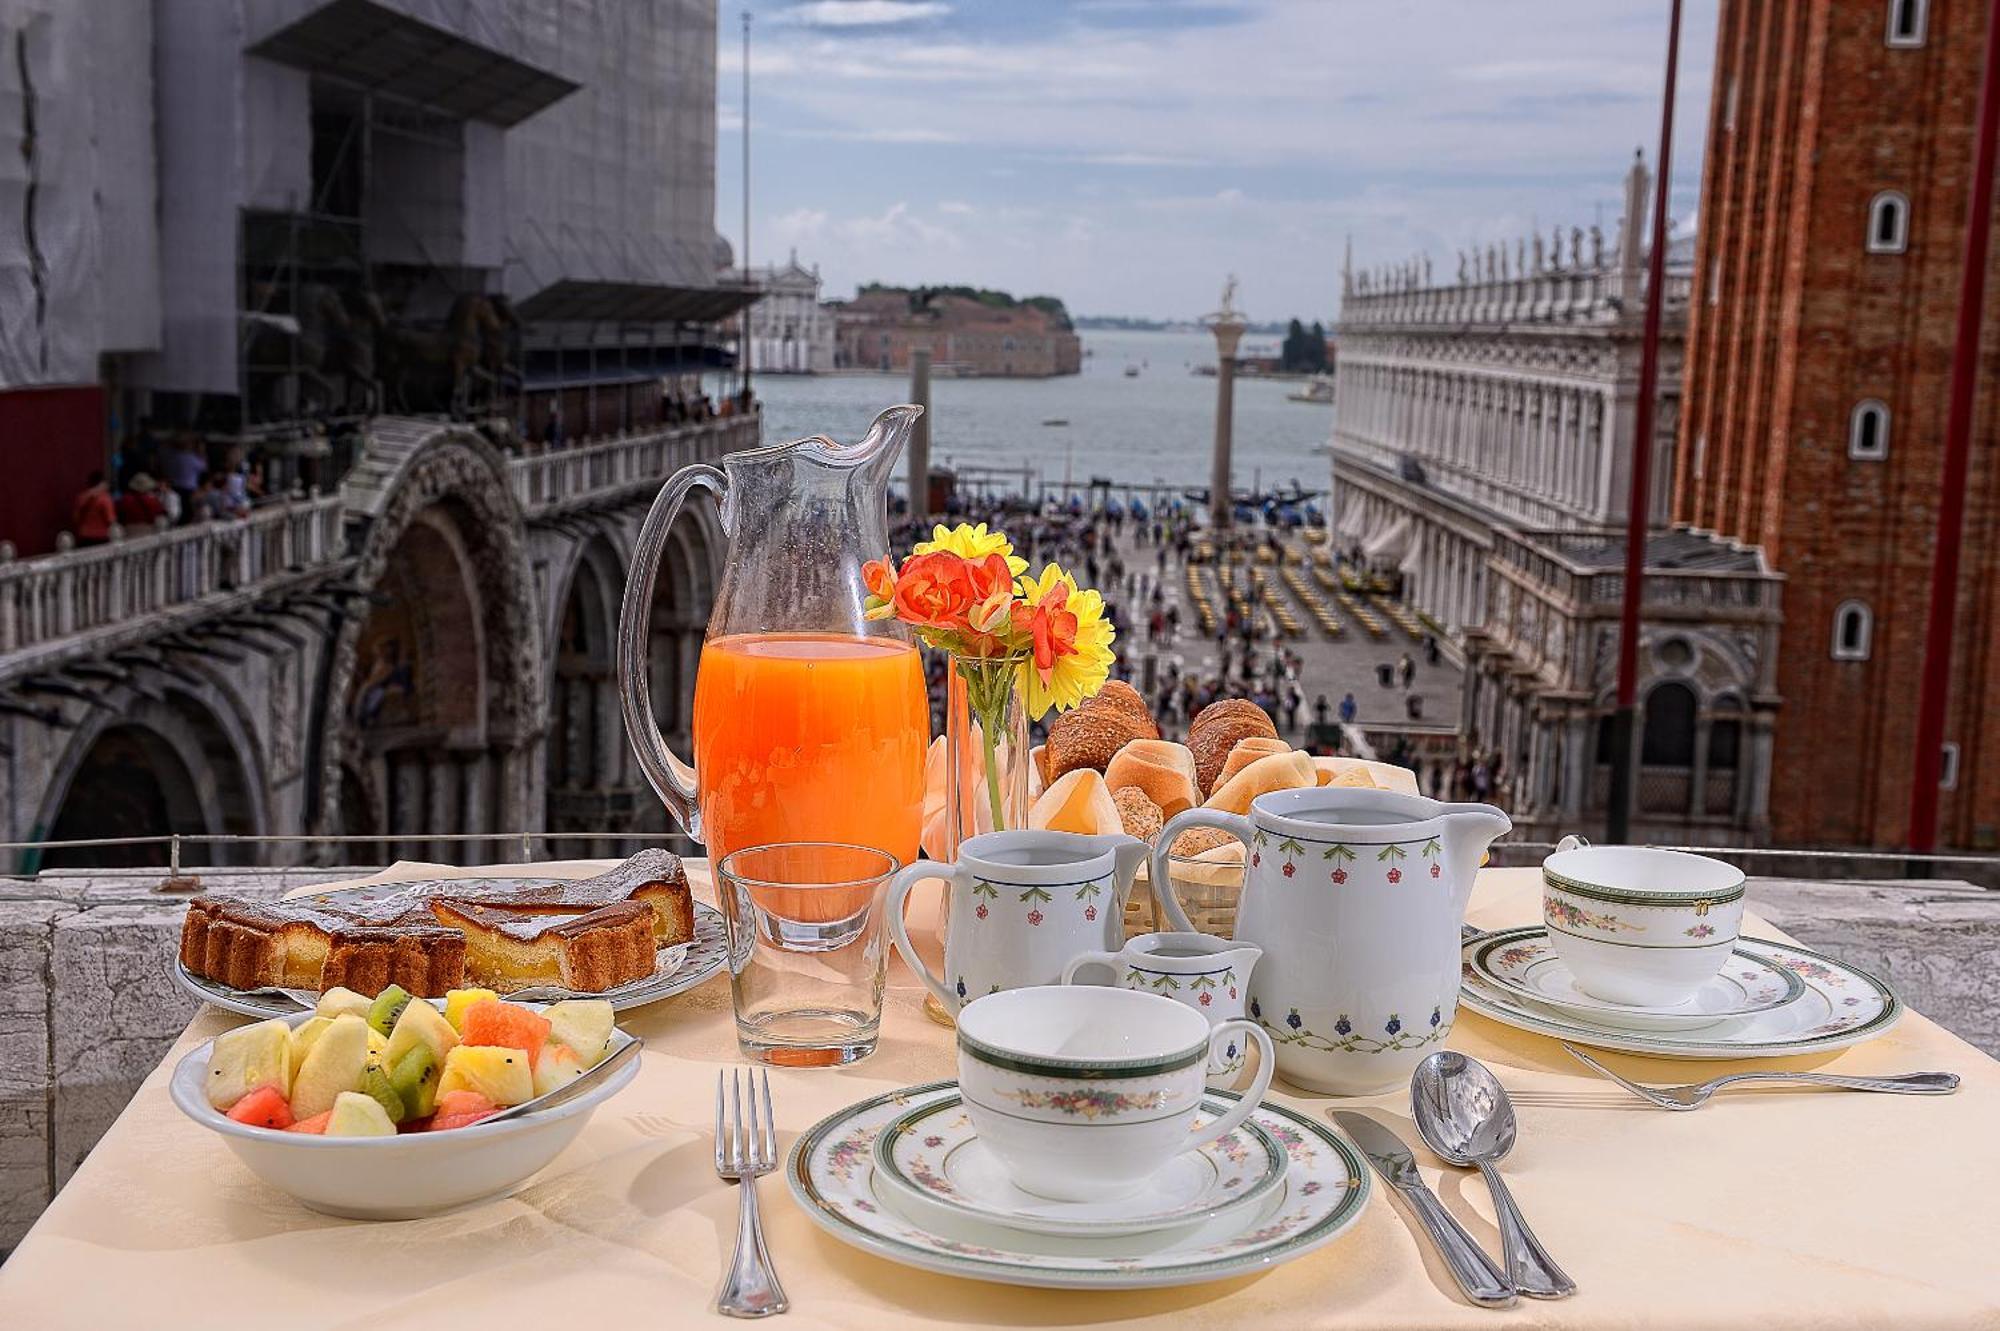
[717,841,899,1067]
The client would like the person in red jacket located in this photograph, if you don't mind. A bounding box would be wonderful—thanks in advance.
[115,473,167,530]
[71,471,116,545]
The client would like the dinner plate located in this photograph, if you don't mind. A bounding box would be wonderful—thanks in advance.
[788,1080,1370,1289]
[1457,932,1900,1059]
[870,1091,1288,1237]
[1462,928,1806,1032]
[174,898,729,1018]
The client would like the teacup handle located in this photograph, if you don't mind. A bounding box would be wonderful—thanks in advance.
[1183,1020,1274,1154]
[1149,809,1255,934]
[1059,950,1124,986]
[886,861,968,1012]
[1555,833,1591,853]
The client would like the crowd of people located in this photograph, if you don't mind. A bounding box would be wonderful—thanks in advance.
[69,425,268,545]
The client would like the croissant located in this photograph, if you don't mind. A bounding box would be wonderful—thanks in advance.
[1104,739,1200,818]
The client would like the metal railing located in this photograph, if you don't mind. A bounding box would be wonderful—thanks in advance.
[507,417,759,513]
[0,495,346,658]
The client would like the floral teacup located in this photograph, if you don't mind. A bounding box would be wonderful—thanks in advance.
[955,985,1274,1202]
[1060,932,1263,1083]
[1542,841,1746,1007]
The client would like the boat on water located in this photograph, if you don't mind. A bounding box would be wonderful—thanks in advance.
[1041,418,1070,427]
[1123,364,1141,377]
[1287,373,1336,405]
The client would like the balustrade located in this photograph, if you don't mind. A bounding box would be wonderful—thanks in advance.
[507,415,759,513]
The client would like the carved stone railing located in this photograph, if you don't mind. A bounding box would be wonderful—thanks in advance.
[508,416,760,515]
[0,495,346,662]
[1340,266,1693,331]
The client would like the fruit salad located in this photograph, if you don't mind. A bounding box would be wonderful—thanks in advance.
[203,987,618,1137]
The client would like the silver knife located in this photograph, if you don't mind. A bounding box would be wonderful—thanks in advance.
[1333,1111,1517,1308]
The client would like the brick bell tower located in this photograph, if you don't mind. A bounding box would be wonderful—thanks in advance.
[1675,0,2000,850]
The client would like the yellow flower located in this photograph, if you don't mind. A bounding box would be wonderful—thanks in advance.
[1012,563,1115,719]
[914,522,1029,577]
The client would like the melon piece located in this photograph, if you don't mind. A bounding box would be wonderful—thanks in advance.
[225,1084,295,1130]
[532,1040,585,1098]
[290,1014,371,1120]
[385,999,459,1068]
[388,1045,441,1120]
[205,1018,293,1111]
[288,1015,334,1069]
[443,988,499,1033]
[366,984,413,1039]
[324,1090,397,1138]
[429,1089,499,1132]
[287,1110,333,1135]
[544,1000,615,1069]
[461,1000,552,1067]
[315,987,373,1021]
[436,1045,533,1107]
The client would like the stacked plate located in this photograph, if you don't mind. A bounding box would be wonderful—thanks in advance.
[1458,926,1902,1059]
[786,1080,1371,1289]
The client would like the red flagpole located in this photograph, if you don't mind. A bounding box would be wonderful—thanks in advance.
[1908,0,2000,852]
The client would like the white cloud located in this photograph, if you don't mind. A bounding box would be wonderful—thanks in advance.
[771,1,950,28]
[938,200,975,215]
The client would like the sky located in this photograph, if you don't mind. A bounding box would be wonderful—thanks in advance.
[714,1,1717,324]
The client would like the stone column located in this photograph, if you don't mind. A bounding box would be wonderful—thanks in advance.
[908,344,932,520]
[1208,311,1247,527]
[1690,712,1712,820]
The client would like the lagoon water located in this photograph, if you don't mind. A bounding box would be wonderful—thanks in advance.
[741,329,1335,501]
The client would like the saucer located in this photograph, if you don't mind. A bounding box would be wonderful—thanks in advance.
[789,1080,1370,1290]
[1457,932,1900,1060]
[871,1092,1287,1237]
[1463,927,1805,1032]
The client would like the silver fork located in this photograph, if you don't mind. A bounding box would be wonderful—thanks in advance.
[715,1068,788,1318]
[1562,1044,1959,1110]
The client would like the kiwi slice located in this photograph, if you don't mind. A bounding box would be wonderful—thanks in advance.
[366,984,412,1039]
[389,1045,440,1120]
[358,1063,407,1124]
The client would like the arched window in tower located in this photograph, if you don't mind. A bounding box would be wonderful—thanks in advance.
[1832,601,1873,661]
[1867,191,1909,253]
[1640,682,1698,768]
[1849,399,1890,460]
[1887,0,1928,46]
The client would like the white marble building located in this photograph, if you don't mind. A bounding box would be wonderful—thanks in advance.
[738,251,835,374]
[1332,156,1781,843]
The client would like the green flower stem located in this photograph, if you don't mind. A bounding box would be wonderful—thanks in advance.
[955,655,1019,834]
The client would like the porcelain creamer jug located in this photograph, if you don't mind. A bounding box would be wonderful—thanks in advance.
[1152,788,1509,1095]
[887,829,1148,1013]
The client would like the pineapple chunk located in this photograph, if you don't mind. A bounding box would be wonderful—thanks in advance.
[385,999,459,1068]
[206,1019,293,1111]
[287,1015,334,1069]
[436,1044,534,1107]
[443,988,499,1034]
[324,1090,397,1137]
[315,987,373,1021]
[290,1014,371,1119]
[366,1028,389,1059]
[544,1000,616,1069]
[532,1040,585,1098]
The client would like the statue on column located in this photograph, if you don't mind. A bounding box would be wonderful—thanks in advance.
[1572,226,1585,269]
[1422,254,1433,285]
[1532,231,1545,272]
[1218,273,1241,319]
[1457,250,1469,283]
[1515,237,1526,277]
[1551,224,1565,269]
[1590,224,1605,269]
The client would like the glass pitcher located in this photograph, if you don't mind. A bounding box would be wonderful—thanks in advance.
[616,405,930,871]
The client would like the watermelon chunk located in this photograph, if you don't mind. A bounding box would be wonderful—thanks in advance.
[430,1107,500,1132]
[428,1088,499,1132]
[286,1109,334,1134]
[460,1000,552,1067]
[225,1084,294,1130]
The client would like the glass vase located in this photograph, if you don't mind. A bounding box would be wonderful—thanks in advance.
[923,651,1030,1029]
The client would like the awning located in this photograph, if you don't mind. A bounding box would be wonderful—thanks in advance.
[515,279,763,325]
[1335,496,1363,538]
[1363,515,1412,562]
[248,0,580,128]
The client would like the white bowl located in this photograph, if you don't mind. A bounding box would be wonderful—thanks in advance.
[169,1001,641,1220]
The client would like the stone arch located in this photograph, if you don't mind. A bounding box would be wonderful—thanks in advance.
[34,684,268,871]
[318,420,543,856]
[545,532,628,849]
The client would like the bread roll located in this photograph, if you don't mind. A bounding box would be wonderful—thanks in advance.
[1104,739,1200,818]
[1112,786,1163,842]
[1311,756,1420,795]
[1214,736,1292,790]
[1029,768,1123,836]
[1092,680,1159,737]
[1044,706,1147,781]
[1203,750,1318,815]
[1187,700,1280,795]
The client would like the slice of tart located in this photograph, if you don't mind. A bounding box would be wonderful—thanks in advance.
[427,900,657,993]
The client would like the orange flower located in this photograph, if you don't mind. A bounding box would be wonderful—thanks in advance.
[963,553,1016,635]
[889,550,981,631]
[861,557,898,620]
[1011,576,1080,686]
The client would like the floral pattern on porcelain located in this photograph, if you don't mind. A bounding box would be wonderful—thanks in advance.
[1254,999,1451,1056]
[1544,894,1639,934]
[993,1086,1168,1118]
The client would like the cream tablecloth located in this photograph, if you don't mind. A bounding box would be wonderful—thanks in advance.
[3,863,1997,1329]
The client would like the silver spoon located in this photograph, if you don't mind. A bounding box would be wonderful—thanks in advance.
[1411,1051,1576,1299]
[478,1036,643,1127]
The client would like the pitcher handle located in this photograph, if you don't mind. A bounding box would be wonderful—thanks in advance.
[1149,809,1255,934]
[1182,1021,1274,1155]
[617,463,726,840]
[887,861,967,1012]
[1059,950,1124,986]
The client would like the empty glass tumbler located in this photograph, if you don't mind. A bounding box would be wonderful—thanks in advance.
[717,841,899,1066]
